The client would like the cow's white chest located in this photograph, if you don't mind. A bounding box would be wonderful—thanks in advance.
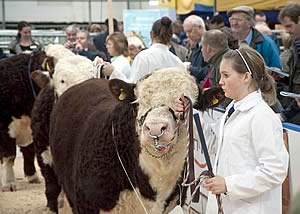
[100,189,163,214]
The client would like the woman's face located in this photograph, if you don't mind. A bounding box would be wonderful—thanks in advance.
[106,39,118,56]
[219,58,251,101]
[19,26,32,40]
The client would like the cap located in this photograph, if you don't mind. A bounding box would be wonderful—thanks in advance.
[227,5,254,18]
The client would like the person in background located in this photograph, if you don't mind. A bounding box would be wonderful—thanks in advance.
[8,21,43,55]
[279,2,300,93]
[254,11,267,23]
[280,32,293,74]
[255,21,272,36]
[75,30,104,61]
[118,21,124,33]
[102,32,131,80]
[89,23,103,33]
[171,20,184,44]
[278,2,300,124]
[201,29,230,87]
[183,15,208,84]
[176,46,289,214]
[127,35,145,64]
[169,40,189,62]
[0,48,6,59]
[129,16,185,83]
[208,14,225,30]
[228,6,281,69]
[93,18,119,61]
[221,27,239,50]
[64,24,80,52]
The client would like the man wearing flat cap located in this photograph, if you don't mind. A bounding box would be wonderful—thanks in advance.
[228,5,281,69]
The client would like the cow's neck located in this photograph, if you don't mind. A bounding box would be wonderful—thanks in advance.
[139,127,188,204]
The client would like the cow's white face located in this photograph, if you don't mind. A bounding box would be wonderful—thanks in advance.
[139,105,179,158]
[52,55,96,97]
[134,68,199,159]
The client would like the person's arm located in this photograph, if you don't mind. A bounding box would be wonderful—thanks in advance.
[224,112,288,200]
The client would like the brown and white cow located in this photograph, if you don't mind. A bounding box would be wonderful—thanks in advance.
[49,68,224,214]
[31,54,97,213]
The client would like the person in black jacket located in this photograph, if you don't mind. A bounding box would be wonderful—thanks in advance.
[183,15,208,84]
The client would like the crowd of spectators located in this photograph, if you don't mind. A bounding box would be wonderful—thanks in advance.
[1,3,300,126]
[1,3,300,213]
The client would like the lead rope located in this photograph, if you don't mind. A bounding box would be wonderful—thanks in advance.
[111,121,149,214]
[180,96,224,214]
[194,113,224,214]
[180,96,205,206]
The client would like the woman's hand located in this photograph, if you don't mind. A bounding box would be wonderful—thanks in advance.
[205,176,227,194]
[175,96,185,114]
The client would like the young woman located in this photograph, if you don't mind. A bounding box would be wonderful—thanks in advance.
[8,21,43,55]
[176,46,289,213]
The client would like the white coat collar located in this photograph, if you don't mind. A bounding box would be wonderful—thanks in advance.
[214,90,263,174]
[150,43,169,50]
[227,90,263,113]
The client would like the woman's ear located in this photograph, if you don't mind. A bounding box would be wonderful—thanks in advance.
[244,72,252,81]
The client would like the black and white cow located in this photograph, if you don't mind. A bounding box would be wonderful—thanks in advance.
[0,51,51,191]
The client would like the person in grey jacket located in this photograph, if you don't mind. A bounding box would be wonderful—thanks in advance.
[8,21,42,55]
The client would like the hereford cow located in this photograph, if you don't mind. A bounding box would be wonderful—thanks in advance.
[32,54,96,213]
[49,68,224,214]
[0,51,50,191]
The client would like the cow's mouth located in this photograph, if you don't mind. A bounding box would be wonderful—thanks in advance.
[143,140,176,159]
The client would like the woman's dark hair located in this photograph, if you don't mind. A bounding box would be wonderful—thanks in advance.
[222,46,276,105]
[151,16,173,45]
[106,32,128,56]
[16,21,31,41]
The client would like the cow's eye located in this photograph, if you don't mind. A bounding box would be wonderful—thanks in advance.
[61,80,65,83]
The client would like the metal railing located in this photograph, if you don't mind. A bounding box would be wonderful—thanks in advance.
[0,30,97,53]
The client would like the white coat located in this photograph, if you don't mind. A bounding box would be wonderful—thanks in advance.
[206,90,289,214]
[129,43,185,83]
[109,55,131,82]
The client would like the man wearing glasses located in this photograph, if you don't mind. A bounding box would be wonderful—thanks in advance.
[227,5,281,69]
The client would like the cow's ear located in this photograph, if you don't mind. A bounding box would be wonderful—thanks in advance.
[109,79,136,102]
[194,86,225,111]
[31,70,50,89]
[42,56,55,77]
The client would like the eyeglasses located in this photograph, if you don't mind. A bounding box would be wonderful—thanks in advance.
[235,49,253,76]
[229,17,245,22]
